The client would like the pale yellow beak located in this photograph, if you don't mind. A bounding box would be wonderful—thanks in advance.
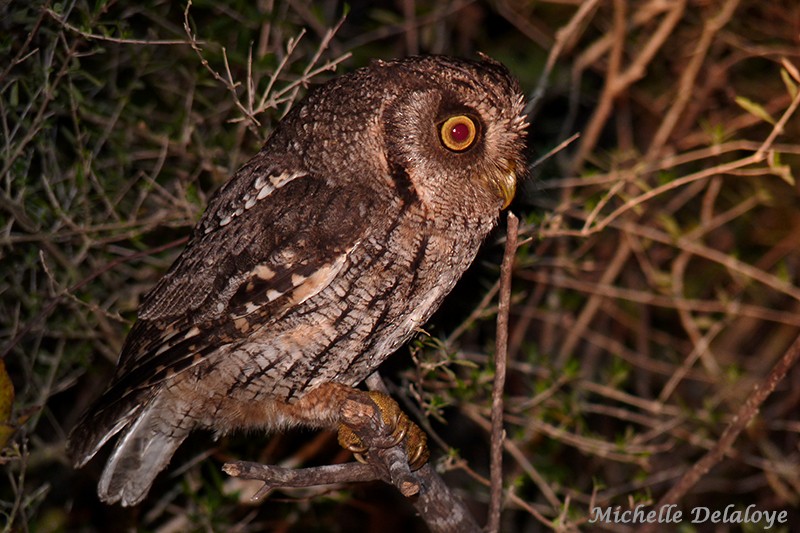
[495,165,517,209]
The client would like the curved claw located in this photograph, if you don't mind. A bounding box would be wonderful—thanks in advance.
[388,422,408,446]
[336,390,430,471]
[338,424,369,454]
[408,439,430,471]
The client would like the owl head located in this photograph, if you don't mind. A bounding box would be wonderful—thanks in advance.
[372,55,528,214]
[273,55,528,221]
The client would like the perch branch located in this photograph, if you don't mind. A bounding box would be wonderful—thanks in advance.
[223,388,481,533]
[222,461,377,500]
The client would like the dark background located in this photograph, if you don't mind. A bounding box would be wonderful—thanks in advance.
[2,0,800,531]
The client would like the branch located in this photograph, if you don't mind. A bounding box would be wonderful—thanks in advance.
[222,461,377,499]
[487,211,519,533]
[223,390,481,533]
[640,332,800,533]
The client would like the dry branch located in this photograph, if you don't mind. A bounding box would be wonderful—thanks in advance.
[641,332,800,533]
[486,211,519,533]
[223,390,481,533]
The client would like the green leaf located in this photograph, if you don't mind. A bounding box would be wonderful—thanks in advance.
[734,96,775,125]
[768,151,796,186]
[781,68,798,99]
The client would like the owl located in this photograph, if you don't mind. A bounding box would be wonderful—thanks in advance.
[67,55,528,506]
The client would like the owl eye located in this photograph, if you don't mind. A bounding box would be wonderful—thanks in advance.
[439,115,478,152]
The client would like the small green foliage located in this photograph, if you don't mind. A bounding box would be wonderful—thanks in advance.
[768,151,796,186]
[780,68,798,99]
[562,358,581,379]
[700,119,730,145]
[605,356,631,388]
[734,96,776,125]
[658,212,683,239]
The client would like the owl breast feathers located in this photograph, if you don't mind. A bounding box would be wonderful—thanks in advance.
[67,54,528,506]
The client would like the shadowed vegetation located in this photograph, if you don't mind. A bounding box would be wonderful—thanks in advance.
[2,0,800,531]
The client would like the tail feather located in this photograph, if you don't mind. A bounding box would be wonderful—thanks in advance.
[67,398,142,469]
[97,403,189,506]
[68,395,189,507]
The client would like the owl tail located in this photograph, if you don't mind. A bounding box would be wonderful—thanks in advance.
[68,396,190,506]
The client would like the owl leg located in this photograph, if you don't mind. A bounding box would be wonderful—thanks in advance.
[284,382,429,470]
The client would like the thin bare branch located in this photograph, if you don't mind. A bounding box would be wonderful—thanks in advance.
[487,212,519,533]
[642,333,800,533]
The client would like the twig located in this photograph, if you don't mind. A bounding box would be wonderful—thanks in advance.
[534,141,800,191]
[343,0,472,51]
[183,1,252,127]
[445,279,500,346]
[183,1,350,131]
[223,388,482,533]
[580,151,762,235]
[46,8,197,45]
[538,199,800,305]
[222,461,380,500]
[755,71,800,158]
[641,332,800,533]
[556,238,631,367]
[645,0,741,159]
[0,7,45,83]
[267,16,351,119]
[486,211,519,533]
[529,132,581,171]
[462,403,563,511]
[0,237,188,360]
[523,0,601,117]
[571,0,686,172]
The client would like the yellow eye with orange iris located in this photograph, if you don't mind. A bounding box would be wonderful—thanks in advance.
[440,115,478,152]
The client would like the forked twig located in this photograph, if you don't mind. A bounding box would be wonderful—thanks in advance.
[223,391,481,533]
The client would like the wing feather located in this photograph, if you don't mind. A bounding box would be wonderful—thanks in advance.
[96,169,377,411]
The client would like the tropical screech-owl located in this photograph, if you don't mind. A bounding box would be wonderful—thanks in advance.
[67,55,528,506]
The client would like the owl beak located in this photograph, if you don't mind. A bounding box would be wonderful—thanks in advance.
[495,165,517,209]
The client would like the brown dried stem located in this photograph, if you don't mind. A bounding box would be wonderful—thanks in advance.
[223,390,481,533]
[221,461,378,499]
[486,211,519,533]
[641,332,800,533]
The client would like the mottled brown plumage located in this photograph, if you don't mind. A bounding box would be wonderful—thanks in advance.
[67,55,528,506]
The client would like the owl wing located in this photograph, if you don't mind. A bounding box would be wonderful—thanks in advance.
[123,165,376,384]
[69,165,378,465]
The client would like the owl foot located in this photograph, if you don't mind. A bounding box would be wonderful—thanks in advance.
[337,391,429,471]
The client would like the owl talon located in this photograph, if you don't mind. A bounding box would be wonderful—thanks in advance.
[338,424,369,454]
[408,439,428,471]
[336,391,429,472]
